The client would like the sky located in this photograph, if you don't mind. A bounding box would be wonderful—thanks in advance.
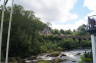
[1,0,96,30]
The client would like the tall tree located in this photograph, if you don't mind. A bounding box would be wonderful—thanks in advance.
[1,5,47,57]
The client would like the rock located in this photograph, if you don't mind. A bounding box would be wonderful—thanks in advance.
[52,58,64,63]
[76,53,81,55]
[46,54,51,57]
[72,60,76,62]
[47,52,60,57]
[63,59,68,61]
[24,56,37,63]
[8,57,18,63]
[27,56,37,60]
[24,59,38,63]
[60,54,66,57]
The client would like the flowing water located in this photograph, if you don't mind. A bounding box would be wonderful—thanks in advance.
[25,49,91,63]
[60,49,90,63]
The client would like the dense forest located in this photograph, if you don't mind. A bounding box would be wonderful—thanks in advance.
[0,5,91,62]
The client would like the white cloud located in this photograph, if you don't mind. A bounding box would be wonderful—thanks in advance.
[5,0,96,30]
[14,0,78,27]
[51,19,87,30]
[53,0,96,31]
[84,0,96,11]
[51,23,77,30]
[68,11,96,30]
[83,0,96,29]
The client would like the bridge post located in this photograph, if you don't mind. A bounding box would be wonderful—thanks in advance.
[86,15,96,63]
[91,35,96,63]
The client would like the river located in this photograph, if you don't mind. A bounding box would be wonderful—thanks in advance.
[60,49,90,63]
[25,49,91,63]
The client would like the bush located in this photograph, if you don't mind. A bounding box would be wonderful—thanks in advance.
[80,51,93,63]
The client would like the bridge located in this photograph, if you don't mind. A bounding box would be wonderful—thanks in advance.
[59,35,90,40]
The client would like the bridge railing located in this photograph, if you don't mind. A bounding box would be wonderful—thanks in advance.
[86,15,96,34]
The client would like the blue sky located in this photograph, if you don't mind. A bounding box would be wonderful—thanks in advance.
[64,0,91,24]
[4,0,96,30]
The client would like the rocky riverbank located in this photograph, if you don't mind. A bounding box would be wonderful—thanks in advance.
[24,49,91,63]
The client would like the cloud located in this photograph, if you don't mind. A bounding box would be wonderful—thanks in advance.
[69,11,96,30]
[51,12,91,30]
[84,0,96,11]
[15,0,78,24]
[51,19,87,30]
[5,0,96,30]
[51,23,77,30]
[51,0,96,30]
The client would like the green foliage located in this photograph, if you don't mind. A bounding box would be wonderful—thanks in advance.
[81,40,91,48]
[58,38,79,50]
[64,30,72,34]
[1,4,47,58]
[77,24,89,35]
[52,29,60,35]
[52,29,73,35]
[80,52,93,63]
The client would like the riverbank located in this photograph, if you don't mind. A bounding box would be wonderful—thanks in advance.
[24,49,91,63]
[2,49,91,63]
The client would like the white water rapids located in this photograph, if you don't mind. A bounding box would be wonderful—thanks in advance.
[25,49,91,63]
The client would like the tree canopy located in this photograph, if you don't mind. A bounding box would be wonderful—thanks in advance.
[1,5,47,57]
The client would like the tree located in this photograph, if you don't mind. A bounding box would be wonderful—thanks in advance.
[52,29,60,35]
[77,24,88,35]
[60,29,65,34]
[64,29,72,35]
[1,5,47,58]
